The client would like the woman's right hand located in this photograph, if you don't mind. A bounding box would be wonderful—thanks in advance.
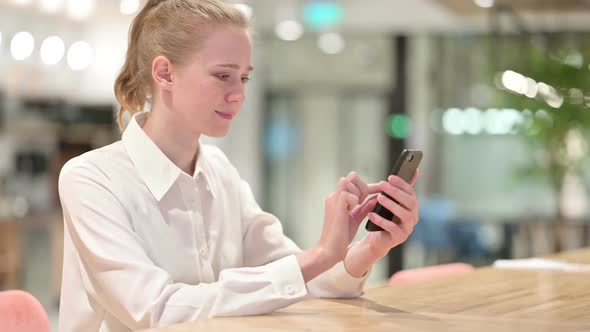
[317,172,380,266]
[297,171,380,282]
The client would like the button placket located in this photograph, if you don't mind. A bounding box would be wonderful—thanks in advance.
[193,195,208,257]
[180,178,205,269]
[199,246,208,258]
[192,182,213,277]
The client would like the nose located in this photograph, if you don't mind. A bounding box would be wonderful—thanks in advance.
[226,83,246,104]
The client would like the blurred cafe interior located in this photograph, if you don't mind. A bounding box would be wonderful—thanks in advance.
[1,0,590,328]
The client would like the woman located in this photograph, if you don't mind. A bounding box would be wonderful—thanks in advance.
[58,0,420,331]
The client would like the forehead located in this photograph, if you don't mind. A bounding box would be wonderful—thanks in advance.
[196,25,252,64]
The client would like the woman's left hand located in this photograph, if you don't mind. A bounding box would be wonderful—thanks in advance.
[362,169,420,259]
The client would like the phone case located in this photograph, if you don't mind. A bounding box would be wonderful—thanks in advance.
[365,149,423,232]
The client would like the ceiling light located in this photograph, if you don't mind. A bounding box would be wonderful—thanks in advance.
[67,41,94,71]
[11,31,35,61]
[40,0,64,13]
[275,20,304,41]
[66,0,94,20]
[318,32,345,55]
[41,36,65,65]
[474,0,494,8]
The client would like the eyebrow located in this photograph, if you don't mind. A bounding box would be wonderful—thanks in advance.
[216,64,254,71]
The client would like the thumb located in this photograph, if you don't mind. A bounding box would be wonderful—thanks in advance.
[351,195,378,222]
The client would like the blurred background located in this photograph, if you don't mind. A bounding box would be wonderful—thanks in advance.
[1,0,590,328]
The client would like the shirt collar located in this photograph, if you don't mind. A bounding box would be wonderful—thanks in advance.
[194,143,217,199]
[122,112,215,201]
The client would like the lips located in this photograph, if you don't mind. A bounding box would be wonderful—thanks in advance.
[215,111,234,120]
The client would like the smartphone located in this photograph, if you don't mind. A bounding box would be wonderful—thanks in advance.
[365,149,423,232]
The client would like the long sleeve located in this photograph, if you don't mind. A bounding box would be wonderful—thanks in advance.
[238,177,370,299]
[59,160,308,330]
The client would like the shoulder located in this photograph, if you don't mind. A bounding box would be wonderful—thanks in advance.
[59,141,129,192]
[58,142,133,225]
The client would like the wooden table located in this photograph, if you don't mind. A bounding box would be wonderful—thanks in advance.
[142,248,590,332]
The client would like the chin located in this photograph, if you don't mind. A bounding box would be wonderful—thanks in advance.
[203,127,231,138]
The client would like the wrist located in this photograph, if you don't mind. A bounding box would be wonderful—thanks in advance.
[296,246,337,283]
[343,241,380,278]
[359,237,388,261]
[311,245,337,268]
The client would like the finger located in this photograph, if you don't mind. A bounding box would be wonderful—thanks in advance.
[378,182,417,212]
[387,175,415,197]
[367,183,381,195]
[341,192,359,211]
[351,196,378,221]
[337,177,348,192]
[396,212,417,235]
[410,168,420,186]
[376,194,415,225]
[368,212,405,237]
[346,182,361,198]
[346,172,369,202]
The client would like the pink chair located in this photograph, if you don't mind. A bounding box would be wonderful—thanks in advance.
[0,290,51,332]
[389,263,475,286]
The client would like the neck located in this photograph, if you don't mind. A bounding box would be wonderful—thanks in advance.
[142,104,201,176]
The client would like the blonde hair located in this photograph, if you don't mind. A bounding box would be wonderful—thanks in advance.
[114,0,249,132]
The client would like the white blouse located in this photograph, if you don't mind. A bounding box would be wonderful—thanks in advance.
[58,112,368,332]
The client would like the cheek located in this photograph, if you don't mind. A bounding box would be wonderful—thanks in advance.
[175,79,210,106]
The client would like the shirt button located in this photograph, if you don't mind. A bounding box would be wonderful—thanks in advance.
[199,247,208,258]
[285,285,296,296]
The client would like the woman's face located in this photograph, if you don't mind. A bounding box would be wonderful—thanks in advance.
[167,25,252,138]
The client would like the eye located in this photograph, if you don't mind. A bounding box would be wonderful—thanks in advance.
[241,76,251,83]
[215,74,231,81]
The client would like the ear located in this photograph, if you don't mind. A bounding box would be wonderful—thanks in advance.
[152,55,175,91]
